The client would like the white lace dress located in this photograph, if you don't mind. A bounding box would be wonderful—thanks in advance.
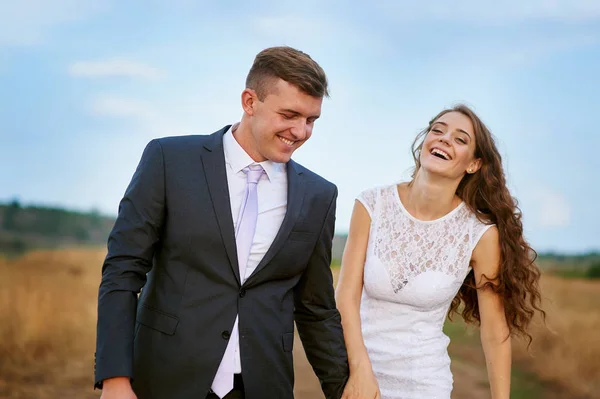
[356,184,493,399]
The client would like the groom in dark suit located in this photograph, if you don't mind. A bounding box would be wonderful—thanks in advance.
[94,46,349,399]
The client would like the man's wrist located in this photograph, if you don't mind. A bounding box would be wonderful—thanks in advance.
[102,376,131,389]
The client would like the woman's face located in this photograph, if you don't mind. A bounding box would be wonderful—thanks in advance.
[420,111,481,179]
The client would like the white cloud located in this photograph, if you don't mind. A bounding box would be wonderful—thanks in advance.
[0,0,109,46]
[250,15,392,55]
[245,6,598,71]
[491,34,598,68]
[435,33,600,71]
[378,0,600,24]
[527,188,571,228]
[69,59,163,80]
[87,94,224,138]
[90,96,155,120]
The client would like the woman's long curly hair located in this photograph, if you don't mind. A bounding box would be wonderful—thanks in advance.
[410,104,545,345]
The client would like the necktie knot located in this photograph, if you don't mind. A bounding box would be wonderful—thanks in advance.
[243,164,264,184]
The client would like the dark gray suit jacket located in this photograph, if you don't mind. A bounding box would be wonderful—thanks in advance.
[94,126,349,399]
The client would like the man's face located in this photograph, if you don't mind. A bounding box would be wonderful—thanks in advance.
[242,78,323,163]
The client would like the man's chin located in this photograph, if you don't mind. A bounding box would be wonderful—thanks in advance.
[269,151,293,164]
[275,156,292,164]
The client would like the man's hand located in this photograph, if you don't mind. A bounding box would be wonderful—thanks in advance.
[100,377,137,399]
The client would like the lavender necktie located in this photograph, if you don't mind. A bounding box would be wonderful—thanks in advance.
[211,164,264,398]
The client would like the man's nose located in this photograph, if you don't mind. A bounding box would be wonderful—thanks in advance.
[290,119,308,140]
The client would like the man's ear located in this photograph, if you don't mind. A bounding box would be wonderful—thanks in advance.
[241,88,257,116]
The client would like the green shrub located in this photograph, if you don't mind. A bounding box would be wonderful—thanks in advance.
[587,262,600,279]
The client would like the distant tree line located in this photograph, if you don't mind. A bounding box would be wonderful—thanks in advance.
[1,199,598,274]
[0,199,115,255]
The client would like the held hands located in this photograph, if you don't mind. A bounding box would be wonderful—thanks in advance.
[100,377,138,399]
[341,364,381,399]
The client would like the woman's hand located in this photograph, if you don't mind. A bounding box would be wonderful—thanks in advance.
[341,364,381,399]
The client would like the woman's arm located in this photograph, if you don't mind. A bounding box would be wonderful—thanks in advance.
[472,226,511,399]
[335,200,380,399]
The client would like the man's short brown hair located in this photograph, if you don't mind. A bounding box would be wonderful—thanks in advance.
[246,46,329,100]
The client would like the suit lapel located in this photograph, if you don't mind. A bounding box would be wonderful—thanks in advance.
[200,127,241,284]
[246,160,305,283]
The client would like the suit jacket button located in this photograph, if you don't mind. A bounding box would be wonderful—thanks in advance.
[221,330,230,340]
[239,288,246,298]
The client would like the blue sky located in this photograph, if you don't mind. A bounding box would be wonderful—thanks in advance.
[1,1,599,253]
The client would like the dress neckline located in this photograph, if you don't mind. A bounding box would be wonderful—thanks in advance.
[393,184,465,224]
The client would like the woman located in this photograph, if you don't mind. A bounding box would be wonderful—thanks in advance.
[336,104,544,399]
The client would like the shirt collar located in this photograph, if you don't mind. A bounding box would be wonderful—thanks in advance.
[223,123,283,181]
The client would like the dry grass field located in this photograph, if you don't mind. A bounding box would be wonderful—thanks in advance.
[513,275,600,397]
[0,249,598,398]
[0,249,103,399]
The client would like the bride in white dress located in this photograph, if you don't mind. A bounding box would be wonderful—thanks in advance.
[336,104,544,399]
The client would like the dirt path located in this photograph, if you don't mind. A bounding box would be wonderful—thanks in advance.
[293,330,326,399]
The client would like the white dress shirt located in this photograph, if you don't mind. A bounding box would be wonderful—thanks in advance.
[222,124,288,373]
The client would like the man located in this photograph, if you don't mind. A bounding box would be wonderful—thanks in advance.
[94,46,349,399]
